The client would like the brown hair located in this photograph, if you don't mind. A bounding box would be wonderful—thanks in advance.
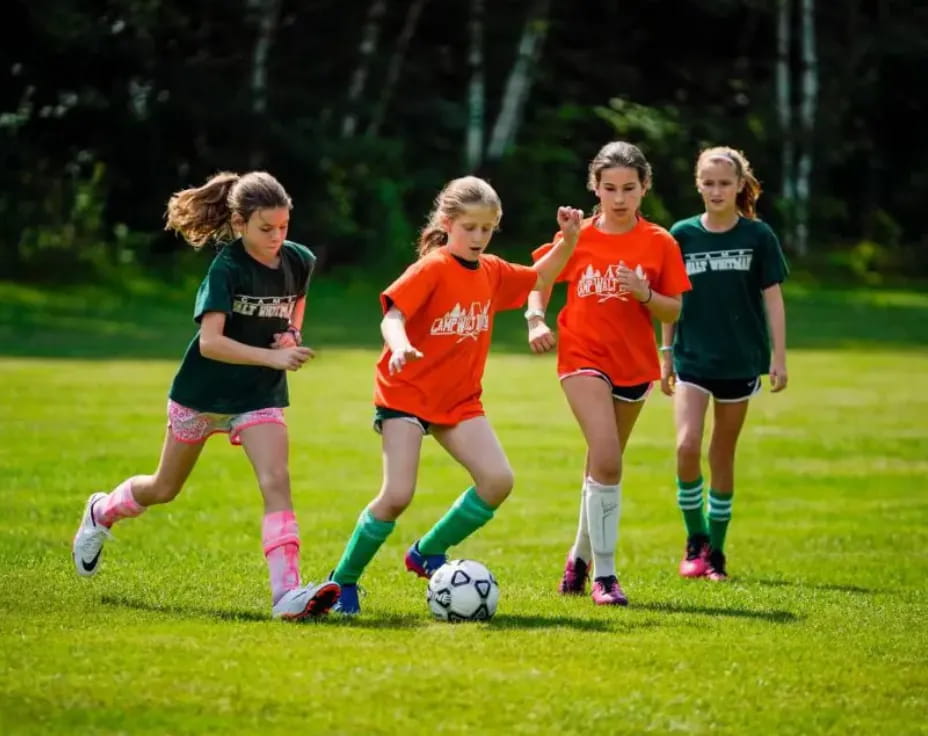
[587,141,653,192]
[164,171,292,248]
[696,147,761,219]
[417,176,502,257]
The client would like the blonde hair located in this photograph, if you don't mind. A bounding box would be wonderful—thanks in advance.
[164,171,292,249]
[696,147,761,219]
[417,176,502,257]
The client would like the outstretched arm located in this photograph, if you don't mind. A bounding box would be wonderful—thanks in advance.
[531,207,583,291]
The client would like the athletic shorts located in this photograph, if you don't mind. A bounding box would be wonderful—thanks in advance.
[167,400,286,445]
[560,367,653,403]
[373,406,431,435]
[676,374,762,403]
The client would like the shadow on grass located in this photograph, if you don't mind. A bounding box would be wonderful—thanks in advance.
[751,578,883,595]
[634,600,800,623]
[487,613,622,632]
[2,279,926,359]
[100,594,270,623]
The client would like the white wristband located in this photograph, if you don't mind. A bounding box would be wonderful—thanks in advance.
[658,345,673,353]
[524,308,546,321]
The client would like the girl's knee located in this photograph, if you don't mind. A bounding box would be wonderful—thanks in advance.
[676,436,702,463]
[476,466,514,505]
[147,479,184,505]
[373,484,415,520]
[256,467,291,499]
[588,455,620,485]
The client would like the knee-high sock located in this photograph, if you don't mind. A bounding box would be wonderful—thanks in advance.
[418,487,495,556]
[331,508,395,585]
[262,510,301,604]
[570,480,592,563]
[585,476,621,579]
[708,489,734,553]
[94,477,146,528]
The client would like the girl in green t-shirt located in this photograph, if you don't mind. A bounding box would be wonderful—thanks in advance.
[70,171,340,620]
[660,147,789,582]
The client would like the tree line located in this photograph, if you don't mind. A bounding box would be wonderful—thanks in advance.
[2,0,925,282]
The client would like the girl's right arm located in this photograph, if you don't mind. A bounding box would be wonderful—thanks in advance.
[659,322,676,395]
[199,312,312,371]
[381,306,423,375]
[526,207,583,354]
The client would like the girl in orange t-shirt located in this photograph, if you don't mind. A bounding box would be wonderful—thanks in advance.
[327,176,583,615]
[527,142,691,606]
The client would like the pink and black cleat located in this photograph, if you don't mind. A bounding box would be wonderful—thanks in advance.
[591,575,629,606]
[557,555,590,595]
[705,549,728,582]
[679,534,710,578]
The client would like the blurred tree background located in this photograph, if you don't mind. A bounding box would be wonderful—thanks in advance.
[2,0,926,284]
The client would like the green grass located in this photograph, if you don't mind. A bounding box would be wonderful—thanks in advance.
[1,280,927,734]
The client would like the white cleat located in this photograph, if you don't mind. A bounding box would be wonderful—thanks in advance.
[272,580,341,621]
[72,492,111,577]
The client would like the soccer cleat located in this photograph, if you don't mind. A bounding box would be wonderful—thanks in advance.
[705,549,728,582]
[72,492,111,577]
[272,580,341,621]
[404,541,447,579]
[679,533,710,578]
[332,582,361,616]
[557,555,590,595]
[591,575,629,606]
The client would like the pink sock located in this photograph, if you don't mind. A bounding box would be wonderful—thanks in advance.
[262,510,301,604]
[95,477,145,528]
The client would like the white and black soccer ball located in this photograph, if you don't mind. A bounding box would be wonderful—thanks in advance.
[426,559,499,622]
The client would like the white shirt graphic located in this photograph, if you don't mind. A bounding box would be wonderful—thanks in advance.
[430,301,491,342]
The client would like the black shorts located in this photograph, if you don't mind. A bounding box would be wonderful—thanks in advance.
[562,367,653,403]
[373,406,431,435]
[677,374,761,402]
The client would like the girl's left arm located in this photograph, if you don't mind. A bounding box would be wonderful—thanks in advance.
[763,283,788,392]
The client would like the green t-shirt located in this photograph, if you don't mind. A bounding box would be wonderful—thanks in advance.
[669,215,788,379]
[169,240,316,414]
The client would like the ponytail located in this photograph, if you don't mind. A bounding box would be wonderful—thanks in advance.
[164,170,292,249]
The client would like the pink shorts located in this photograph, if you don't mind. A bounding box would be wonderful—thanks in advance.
[167,400,286,445]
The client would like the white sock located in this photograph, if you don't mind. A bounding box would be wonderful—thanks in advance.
[585,476,621,579]
[570,480,592,564]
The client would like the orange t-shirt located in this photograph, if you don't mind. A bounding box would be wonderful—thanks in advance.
[533,217,691,386]
[374,247,538,425]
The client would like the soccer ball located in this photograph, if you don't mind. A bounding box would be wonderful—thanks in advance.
[426,559,499,622]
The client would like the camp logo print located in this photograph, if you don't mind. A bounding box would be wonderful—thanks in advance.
[430,301,491,342]
[576,263,646,302]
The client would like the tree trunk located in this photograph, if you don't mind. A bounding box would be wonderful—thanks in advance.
[795,0,818,257]
[465,0,485,172]
[775,0,796,250]
[366,0,429,138]
[341,0,387,138]
[248,0,282,167]
[485,0,551,162]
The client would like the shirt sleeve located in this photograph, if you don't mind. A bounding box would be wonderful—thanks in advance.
[654,231,692,297]
[287,242,317,294]
[485,255,539,312]
[193,257,235,323]
[757,223,789,288]
[380,256,440,318]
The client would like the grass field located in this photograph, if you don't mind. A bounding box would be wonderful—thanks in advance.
[1,280,927,735]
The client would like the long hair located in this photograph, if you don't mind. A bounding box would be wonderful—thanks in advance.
[417,176,502,257]
[695,147,761,219]
[164,171,292,248]
[587,141,653,193]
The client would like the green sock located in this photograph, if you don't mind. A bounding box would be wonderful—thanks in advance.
[418,487,495,556]
[332,508,395,585]
[676,476,708,538]
[707,489,734,552]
